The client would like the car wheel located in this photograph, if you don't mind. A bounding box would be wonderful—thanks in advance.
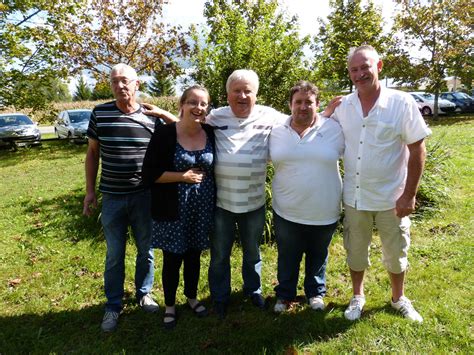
[421,106,432,116]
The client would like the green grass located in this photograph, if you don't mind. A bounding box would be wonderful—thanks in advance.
[0,116,473,353]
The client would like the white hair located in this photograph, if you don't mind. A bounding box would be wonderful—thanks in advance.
[110,63,138,80]
[226,69,259,93]
[347,45,380,66]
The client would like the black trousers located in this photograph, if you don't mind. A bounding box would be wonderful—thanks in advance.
[162,249,202,306]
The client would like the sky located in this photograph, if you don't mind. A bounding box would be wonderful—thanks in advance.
[71,0,398,94]
[160,0,397,37]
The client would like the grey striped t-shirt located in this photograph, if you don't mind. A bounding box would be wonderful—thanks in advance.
[207,105,287,213]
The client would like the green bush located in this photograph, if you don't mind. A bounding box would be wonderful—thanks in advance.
[414,136,452,218]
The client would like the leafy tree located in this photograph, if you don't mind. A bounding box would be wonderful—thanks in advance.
[0,0,83,110]
[390,0,472,119]
[91,78,113,101]
[60,0,188,79]
[148,72,176,97]
[189,0,311,112]
[73,76,92,101]
[312,0,386,92]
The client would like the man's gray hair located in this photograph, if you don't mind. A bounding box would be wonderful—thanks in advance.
[110,63,138,80]
[226,69,259,93]
[347,45,380,65]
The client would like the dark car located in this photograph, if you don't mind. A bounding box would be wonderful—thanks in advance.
[440,92,474,113]
[0,113,41,149]
[54,109,92,143]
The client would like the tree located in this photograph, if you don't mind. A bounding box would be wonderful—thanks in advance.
[148,71,176,97]
[91,78,114,101]
[390,0,472,119]
[60,0,188,79]
[189,0,311,112]
[312,0,386,92]
[73,76,92,101]
[0,1,83,110]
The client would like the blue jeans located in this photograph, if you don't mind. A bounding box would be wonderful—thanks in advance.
[208,206,265,303]
[274,212,337,300]
[101,190,155,312]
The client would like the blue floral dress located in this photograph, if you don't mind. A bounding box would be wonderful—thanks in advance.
[151,138,215,253]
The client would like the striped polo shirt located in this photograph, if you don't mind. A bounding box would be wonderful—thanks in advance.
[207,105,287,213]
[87,101,162,194]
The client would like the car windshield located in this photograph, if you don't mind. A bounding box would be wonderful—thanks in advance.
[0,115,33,127]
[452,92,470,99]
[69,111,91,123]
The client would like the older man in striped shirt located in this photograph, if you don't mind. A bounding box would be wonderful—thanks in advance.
[83,63,176,332]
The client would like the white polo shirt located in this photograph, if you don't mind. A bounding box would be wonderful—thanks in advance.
[207,105,287,213]
[333,87,432,211]
[269,116,344,225]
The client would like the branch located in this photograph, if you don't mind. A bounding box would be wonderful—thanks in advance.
[15,9,42,27]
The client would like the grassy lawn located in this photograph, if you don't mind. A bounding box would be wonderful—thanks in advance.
[0,116,472,353]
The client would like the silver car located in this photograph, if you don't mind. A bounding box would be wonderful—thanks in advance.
[0,113,41,148]
[54,109,92,142]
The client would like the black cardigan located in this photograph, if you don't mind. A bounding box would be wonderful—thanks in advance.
[142,122,216,221]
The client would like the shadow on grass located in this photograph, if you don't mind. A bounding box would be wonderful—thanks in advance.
[425,113,474,127]
[17,187,103,244]
[0,296,363,354]
[0,140,87,168]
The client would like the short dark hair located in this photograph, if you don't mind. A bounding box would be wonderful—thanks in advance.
[289,81,320,103]
[179,85,210,107]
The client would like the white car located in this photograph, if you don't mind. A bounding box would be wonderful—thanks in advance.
[409,92,456,116]
[54,109,91,142]
[0,113,41,149]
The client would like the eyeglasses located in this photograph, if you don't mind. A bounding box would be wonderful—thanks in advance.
[110,78,137,86]
[185,101,209,109]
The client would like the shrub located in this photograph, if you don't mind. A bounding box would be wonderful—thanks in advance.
[414,136,452,218]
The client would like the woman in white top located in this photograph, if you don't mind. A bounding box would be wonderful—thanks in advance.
[269,81,344,312]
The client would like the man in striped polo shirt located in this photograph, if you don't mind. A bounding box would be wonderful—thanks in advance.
[83,63,177,332]
[207,69,287,318]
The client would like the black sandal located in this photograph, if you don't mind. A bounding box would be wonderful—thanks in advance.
[190,301,208,318]
[163,311,177,330]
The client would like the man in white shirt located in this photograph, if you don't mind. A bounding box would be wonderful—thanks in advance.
[206,69,287,318]
[330,45,431,322]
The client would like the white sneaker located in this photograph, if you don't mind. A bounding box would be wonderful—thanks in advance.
[274,299,288,313]
[309,296,325,311]
[391,296,423,323]
[101,311,119,332]
[139,294,159,313]
[344,295,366,321]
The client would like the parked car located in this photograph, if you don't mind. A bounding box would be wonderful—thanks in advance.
[440,92,474,113]
[0,113,41,149]
[409,92,456,116]
[54,109,92,142]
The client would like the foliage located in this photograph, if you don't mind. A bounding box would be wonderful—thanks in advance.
[312,0,387,92]
[59,0,188,78]
[148,71,176,97]
[414,136,452,218]
[91,78,114,101]
[189,0,311,112]
[389,0,472,119]
[0,0,83,110]
[73,76,92,101]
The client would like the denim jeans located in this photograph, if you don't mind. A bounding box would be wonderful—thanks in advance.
[208,206,265,303]
[101,190,155,312]
[273,212,337,300]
